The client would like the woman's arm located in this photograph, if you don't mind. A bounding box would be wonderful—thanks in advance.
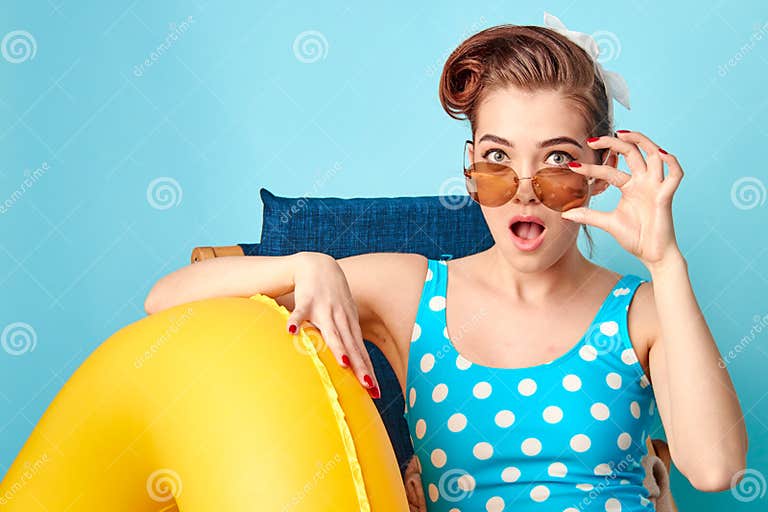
[144,253,303,314]
[645,251,747,491]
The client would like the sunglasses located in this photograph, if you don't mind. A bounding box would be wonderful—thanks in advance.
[462,139,612,212]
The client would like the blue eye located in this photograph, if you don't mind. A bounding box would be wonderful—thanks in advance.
[546,151,575,166]
[482,149,508,163]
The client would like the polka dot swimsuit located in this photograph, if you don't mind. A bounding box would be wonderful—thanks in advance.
[403,258,657,511]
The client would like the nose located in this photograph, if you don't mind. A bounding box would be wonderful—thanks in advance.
[512,170,541,206]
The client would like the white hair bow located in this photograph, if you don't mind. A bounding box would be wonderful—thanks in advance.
[543,12,631,127]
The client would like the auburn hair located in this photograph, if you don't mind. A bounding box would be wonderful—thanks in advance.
[439,23,614,257]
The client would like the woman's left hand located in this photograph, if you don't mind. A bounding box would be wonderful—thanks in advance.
[560,130,685,269]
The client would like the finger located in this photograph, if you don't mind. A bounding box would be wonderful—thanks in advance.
[616,130,665,182]
[586,135,647,174]
[658,149,684,199]
[311,315,352,369]
[286,306,305,334]
[566,161,631,189]
[560,205,618,233]
[333,309,380,397]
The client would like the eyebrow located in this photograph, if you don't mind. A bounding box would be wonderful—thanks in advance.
[477,133,584,149]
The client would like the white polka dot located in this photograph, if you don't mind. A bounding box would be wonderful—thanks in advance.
[563,374,582,391]
[591,402,610,421]
[579,344,598,361]
[431,448,447,468]
[606,372,622,389]
[443,326,449,339]
[495,409,515,428]
[542,405,563,424]
[605,497,622,511]
[485,496,504,512]
[456,354,472,370]
[420,353,435,372]
[649,400,656,416]
[409,387,416,407]
[448,413,467,432]
[600,320,619,336]
[473,441,494,460]
[530,484,550,502]
[613,287,630,296]
[521,438,542,456]
[432,383,449,403]
[640,496,651,506]
[425,267,433,281]
[617,432,632,450]
[411,323,421,342]
[620,479,629,485]
[501,466,520,482]
[428,483,439,502]
[640,375,650,388]
[594,463,612,476]
[429,295,446,311]
[458,473,475,491]
[564,508,580,512]
[473,381,492,399]
[576,483,594,491]
[517,378,537,396]
[548,462,568,478]
[570,434,591,452]
[621,348,638,365]
[415,419,427,439]
[630,401,641,419]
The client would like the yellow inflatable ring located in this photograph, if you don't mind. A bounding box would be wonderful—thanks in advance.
[0,294,408,511]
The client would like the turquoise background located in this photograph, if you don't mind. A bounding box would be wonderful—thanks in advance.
[1,1,767,509]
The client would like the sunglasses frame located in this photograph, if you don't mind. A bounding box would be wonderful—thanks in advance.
[462,139,613,211]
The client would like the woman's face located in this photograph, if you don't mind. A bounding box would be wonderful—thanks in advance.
[467,85,615,272]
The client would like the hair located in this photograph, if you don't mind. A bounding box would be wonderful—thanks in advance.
[439,23,615,259]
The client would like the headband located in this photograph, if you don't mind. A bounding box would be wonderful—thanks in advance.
[543,12,631,127]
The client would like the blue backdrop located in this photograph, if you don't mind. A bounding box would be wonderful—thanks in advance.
[1,1,767,509]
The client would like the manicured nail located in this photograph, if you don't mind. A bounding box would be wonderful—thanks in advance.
[368,385,381,399]
[341,354,351,367]
[288,324,297,334]
[567,162,582,167]
[616,130,631,133]
[659,147,668,155]
[586,136,600,143]
[363,374,374,388]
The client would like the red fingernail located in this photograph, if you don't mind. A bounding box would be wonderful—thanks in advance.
[288,324,297,334]
[341,354,351,366]
[659,147,668,155]
[616,130,631,133]
[368,385,381,399]
[586,136,600,143]
[567,162,582,167]
[363,374,374,388]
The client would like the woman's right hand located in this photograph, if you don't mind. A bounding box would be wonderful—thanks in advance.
[404,454,427,512]
[285,252,380,399]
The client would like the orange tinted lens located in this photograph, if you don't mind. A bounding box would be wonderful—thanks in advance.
[466,162,518,207]
[533,167,591,211]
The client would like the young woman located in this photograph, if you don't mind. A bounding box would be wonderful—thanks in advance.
[145,19,747,512]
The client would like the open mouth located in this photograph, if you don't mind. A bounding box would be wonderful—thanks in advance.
[509,219,546,251]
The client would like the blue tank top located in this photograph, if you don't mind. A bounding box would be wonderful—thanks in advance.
[403,257,657,512]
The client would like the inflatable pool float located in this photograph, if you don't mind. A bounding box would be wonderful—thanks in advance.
[0,294,408,511]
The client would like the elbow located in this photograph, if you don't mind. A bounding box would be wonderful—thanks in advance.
[684,457,748,493]
[144,282,167,315]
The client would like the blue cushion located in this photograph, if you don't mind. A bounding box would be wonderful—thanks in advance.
[245,187,494,477]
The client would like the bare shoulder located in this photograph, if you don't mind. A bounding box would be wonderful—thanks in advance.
[625,273,658,376]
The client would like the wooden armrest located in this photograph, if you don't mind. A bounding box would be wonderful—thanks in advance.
[191,245,245,264]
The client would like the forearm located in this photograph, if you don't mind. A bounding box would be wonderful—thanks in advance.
[649,253,747,480]
[144,252,306,314]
